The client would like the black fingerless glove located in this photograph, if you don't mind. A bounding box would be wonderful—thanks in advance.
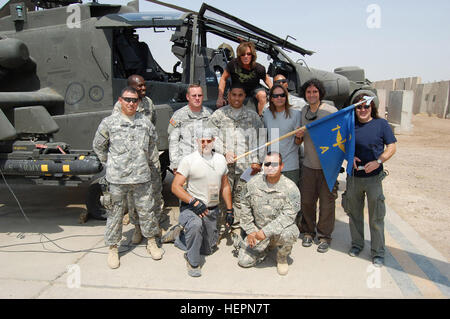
[225,208,234,226]
[189,197,207,216]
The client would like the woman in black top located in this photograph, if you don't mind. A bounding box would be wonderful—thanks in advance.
[216,41,272,116]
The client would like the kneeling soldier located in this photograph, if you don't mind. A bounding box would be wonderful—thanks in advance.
[238,152,300,275]
[93,86,163,269]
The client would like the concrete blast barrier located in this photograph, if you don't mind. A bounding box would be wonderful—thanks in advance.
[388,90,413,133]
[376,89,387,118]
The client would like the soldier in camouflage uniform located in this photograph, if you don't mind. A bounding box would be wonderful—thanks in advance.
[112,75,164,244]
[237,152,300,275]
[168,84,213,173]
[207,85,264,240]
[93,86,163,269]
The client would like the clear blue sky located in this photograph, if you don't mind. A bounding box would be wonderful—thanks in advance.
[2,0,449,83]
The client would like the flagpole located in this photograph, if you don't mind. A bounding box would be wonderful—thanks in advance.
[232,96,373,162]
[234,126,306,162]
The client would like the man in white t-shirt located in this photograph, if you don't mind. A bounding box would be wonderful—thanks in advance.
[169,128,233,277]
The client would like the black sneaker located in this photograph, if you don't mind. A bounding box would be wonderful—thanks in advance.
[372,256,384,267]
[317,241,329,253]
[302,236,313,247]
[348,246,362,257]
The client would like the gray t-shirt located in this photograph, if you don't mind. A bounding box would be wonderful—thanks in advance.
[300,103,338,169]
[263,108,301,171]
[177,151,228,207]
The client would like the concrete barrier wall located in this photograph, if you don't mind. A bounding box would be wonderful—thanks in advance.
[388,90,413,132]
[373,77,449,119]
[375,88,387,118]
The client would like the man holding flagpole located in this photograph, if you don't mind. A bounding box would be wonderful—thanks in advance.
[344,94,396,267]
[295,79,338,253]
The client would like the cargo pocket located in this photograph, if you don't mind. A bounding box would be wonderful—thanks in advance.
[376,194,386,220]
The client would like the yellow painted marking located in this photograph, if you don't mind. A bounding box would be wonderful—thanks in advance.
[320,146,329,154]
[385,230,444,297]
[41,165,48,172]
[333,127,346,153]
[332,125,341,131]
[63,165,70,172]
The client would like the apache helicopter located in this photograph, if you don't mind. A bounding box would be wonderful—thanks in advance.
[0,0,377,220]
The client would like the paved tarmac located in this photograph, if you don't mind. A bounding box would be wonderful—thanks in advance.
[0,174,449,299]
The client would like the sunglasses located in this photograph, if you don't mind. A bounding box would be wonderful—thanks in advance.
[263,162,280,167]
[271,93,286,99]
[241,52,252,57]
[274,79,287,84]
[200,139,213,144]
[121,97,139,103]
[356,104,371,110]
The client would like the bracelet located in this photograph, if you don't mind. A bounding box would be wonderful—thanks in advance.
[226,208,234,213]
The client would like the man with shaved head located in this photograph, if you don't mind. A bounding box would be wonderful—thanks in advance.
[112,75,163,245]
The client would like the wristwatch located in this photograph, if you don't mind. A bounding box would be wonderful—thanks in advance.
[376,159,383,164]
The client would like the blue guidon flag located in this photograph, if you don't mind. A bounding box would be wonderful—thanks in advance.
[306,104,356,192]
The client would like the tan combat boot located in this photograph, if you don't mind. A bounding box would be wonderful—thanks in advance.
[122,213,130,225]
[147,237,163,260]
[108,245,120,269]
[132,225,142,244]
[276,252,289,276]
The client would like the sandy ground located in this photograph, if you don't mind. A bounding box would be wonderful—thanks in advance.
[383,114,450,261]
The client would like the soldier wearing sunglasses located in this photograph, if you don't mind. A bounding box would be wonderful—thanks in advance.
[93,87,163,269]
[296,78,338,253]
[237,152,300,276]
[112,75,163,245]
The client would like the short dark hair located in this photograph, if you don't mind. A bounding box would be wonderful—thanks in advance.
[120,86,138,97]
[266,151,283,164]
[301,78,326,101]
[229,83,246,93]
